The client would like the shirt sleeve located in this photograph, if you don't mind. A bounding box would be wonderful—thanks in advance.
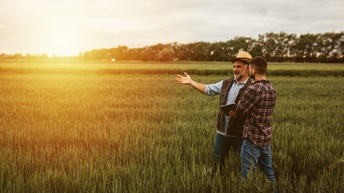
[205,80,223,96]
[236,86,258,119]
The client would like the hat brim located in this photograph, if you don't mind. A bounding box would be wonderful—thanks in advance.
[230,58,251,63]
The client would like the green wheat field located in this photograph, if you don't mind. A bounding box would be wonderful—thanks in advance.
[1,60,343,193]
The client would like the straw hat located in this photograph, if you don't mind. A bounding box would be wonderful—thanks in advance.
[230,51,252,63]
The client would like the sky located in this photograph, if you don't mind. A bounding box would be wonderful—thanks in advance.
[1,0,343,56]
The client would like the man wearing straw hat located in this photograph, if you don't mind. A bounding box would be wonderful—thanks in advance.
[175,51,253,175]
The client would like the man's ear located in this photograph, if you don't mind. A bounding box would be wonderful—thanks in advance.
[250,67,255,74]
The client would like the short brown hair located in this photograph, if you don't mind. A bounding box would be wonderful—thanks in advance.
[250,56,267,74]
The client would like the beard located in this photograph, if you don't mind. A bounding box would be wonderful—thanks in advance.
[234,71,247,81]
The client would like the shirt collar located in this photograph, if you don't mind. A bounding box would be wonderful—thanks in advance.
[234,77,249,85]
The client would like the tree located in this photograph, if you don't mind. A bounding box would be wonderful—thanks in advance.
[227,37,253,58]
[250,39,263,57]
[316,32,344,62]
[294,33,319,62]
[209,42,230,61]
[258,32,279,61]
[189,41,211,61]
[157,46,175,61]
[56,31,344,63]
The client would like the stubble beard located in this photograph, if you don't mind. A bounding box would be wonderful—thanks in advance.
[235,71,247,82]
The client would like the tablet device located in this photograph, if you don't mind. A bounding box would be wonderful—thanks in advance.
[220,103,237,116]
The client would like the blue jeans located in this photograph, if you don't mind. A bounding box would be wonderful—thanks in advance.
[213,133,243,174]
[240,139,276,183]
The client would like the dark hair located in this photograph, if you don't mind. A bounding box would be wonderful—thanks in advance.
[250,56,267,74]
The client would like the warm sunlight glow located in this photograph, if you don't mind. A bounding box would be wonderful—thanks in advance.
[46,32,76,57]
[44,21,80,57]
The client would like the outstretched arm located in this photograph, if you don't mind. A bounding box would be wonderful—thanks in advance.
[175,72,206,93]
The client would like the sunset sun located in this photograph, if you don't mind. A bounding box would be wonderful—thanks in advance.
[44,22,81,57]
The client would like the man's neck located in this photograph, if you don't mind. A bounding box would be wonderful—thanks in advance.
[254,74,266,81]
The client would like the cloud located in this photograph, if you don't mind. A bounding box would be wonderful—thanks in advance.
[0,0,343,55]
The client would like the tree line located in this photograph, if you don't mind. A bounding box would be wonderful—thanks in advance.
[81,32,344,63]
[2,31,343,63]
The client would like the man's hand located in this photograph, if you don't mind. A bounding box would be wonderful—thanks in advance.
[175,72,206,93]
[175,72,192,85]
[229,110,237,118]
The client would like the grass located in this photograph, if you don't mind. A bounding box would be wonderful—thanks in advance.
[0,60,343,192]
[1,59,344,70]
[1,60,344,77]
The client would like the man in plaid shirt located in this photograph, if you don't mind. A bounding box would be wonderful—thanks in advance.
[230,56,277,189]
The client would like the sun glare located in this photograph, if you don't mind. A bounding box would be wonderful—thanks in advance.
[44,22,81,57]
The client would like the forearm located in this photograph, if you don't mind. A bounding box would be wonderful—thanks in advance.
[189,80,206,93]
